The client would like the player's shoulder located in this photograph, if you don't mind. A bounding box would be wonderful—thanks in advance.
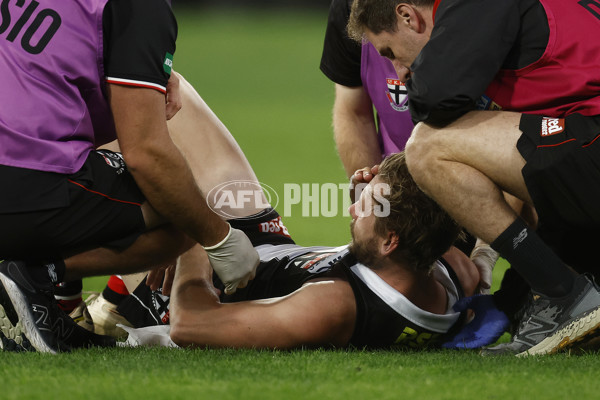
[299,278,356,324]
[440,246,479,297]
[301,256,354,298]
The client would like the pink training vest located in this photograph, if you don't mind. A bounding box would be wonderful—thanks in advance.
[0,0,114,174]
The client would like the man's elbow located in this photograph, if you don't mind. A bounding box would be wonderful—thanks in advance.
[169,317,198,348]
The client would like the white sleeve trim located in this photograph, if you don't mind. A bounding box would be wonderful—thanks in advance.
[105,76,167,93]
[255,243,348,262]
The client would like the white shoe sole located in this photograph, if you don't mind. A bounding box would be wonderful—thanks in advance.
[0,273,57,354]
[518,306,600,357]
[0,303,25,348]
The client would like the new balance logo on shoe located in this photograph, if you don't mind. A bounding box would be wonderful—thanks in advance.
[31,303,74,340]
[31,304,53,333]
[515,314,559,347]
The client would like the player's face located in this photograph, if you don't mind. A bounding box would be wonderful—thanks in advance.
[365,27,424,80]
[349,177,384,267]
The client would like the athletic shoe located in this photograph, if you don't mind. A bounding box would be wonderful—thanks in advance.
[0,260,115,352]
[0,260,67,353]
[69,299,95,332]
[507,291,535,337]
[51,293,116,349]
[53,303,116,349]
[482,274,600,356]
[86,292,132,339]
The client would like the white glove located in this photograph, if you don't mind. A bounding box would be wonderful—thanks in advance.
[203,224,259,295]
[117,325,178,348]
[470,238,499,295]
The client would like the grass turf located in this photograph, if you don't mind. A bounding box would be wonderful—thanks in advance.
[2,6,600,400]
[2,347,600,400]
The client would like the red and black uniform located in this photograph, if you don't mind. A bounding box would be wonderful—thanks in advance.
[407,0,550,125]
[408,0,600,272]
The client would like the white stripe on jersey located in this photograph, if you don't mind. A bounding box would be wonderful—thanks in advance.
[350,261,461,333]
[255,243,348,262]
[105,77,167,93]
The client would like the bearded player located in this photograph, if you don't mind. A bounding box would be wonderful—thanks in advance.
[97,77,484,350]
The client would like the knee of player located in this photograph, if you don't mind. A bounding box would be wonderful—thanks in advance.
[405,123,439,180]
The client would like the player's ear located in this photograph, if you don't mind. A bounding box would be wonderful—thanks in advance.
[396,4,423,33]
[380,231,399,256]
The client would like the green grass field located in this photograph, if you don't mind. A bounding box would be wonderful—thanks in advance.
[2,7,600,400]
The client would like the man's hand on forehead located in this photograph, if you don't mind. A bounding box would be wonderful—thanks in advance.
[350,165,380,203]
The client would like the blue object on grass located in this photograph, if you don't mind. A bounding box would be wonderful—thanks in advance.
[442,294,510,349]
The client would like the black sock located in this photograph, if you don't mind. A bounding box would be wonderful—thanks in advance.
[492,267,530,323]
[27,259,66,288]
[101,275,130,305]
[54,280,83,297]
[54,280,83,313]
[102,286,128,306]
[491,219,577,297]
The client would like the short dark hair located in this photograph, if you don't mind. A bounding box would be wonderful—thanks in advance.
[375,152,461,272]
[347,0,435,42]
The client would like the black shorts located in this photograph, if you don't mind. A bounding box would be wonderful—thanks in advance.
[518,113,600,272]
[228,208,295,247]
[0,150,146,259]
[517,113,600,230]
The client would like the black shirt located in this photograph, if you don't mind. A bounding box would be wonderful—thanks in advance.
[319,0,362,87]
[103,0,177,90]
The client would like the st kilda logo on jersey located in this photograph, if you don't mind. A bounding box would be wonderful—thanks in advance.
[386,79,409,111]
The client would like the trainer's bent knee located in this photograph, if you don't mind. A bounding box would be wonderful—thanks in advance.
[405,122,438,180]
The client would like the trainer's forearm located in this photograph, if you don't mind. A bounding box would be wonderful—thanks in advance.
[63,225,194,280]
[334,121,381,178]
[109,84,228,246]
[333,85,382,177]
